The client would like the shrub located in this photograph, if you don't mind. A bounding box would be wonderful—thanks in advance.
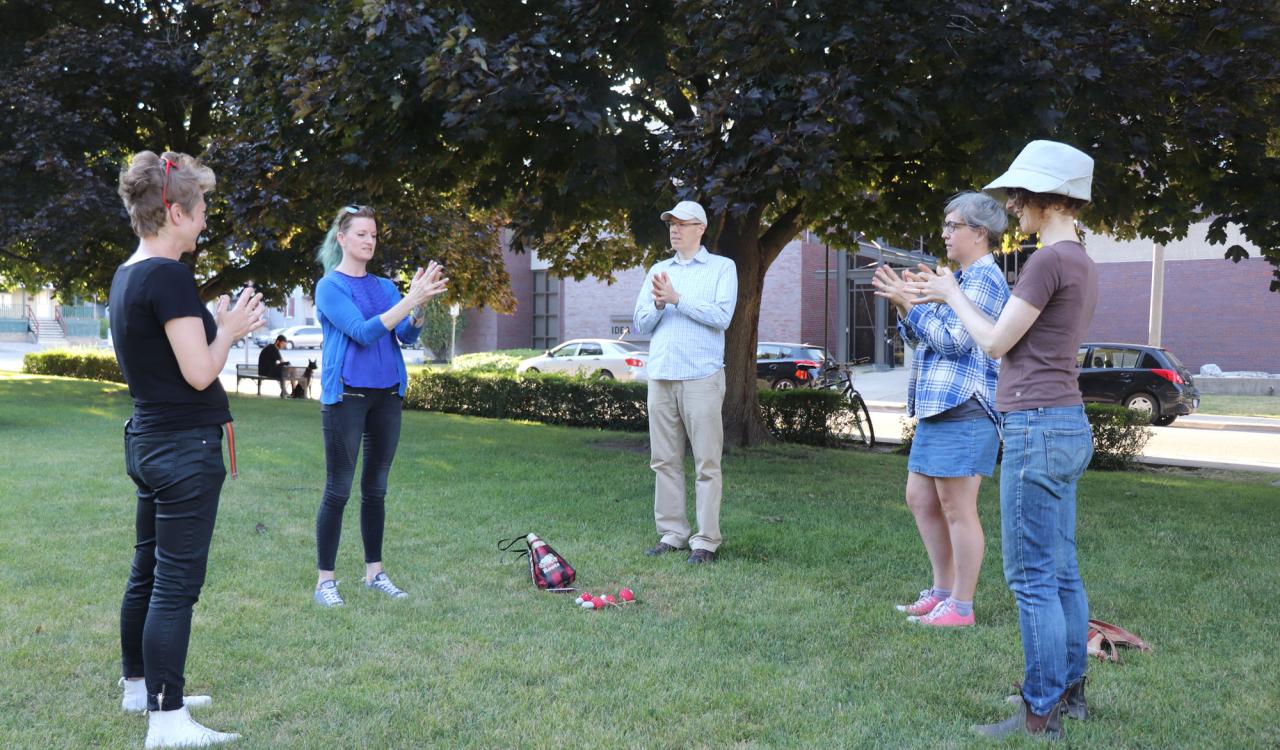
[897,416,916,455]
[758,388,848,446]
[405,370,650,432]
[23,349,123,383]
[1085,404,1153,470]
[450,349,544,375]
[406,370,871,447]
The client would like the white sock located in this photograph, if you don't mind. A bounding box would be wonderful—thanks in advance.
[121,678,212,714]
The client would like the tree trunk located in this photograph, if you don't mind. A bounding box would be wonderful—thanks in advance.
[715,211,784,448]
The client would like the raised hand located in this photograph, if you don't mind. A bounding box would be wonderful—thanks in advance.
[903,265,960,305]
[651,271,680,307]
[406,261,449,306]
[217,286,267,340]
[871,264,914,313]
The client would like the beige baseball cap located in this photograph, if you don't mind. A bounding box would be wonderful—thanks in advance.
[984,140,1094,202]
[660,200,708,225]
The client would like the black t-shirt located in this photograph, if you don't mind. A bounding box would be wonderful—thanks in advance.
[258,344,285,376]
[109,258,232,433]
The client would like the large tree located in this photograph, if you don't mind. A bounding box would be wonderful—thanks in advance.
[200,0,1280,445]
[0,0,512,307]
[0,1,216,299]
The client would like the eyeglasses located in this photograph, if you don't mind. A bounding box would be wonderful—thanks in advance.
[664,220,702,229]
[161,157,179,210]
[941,220,978,234]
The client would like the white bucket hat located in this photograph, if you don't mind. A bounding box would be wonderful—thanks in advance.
[660,200,708,225]
[984,140,1094,202]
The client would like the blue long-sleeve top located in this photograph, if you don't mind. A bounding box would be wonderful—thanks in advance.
[314,271,422,404]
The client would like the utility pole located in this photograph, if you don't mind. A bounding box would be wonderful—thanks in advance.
[1149,241,1165,347]
[449,303,461,362]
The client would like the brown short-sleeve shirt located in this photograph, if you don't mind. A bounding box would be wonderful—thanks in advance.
[996,241,1098,411]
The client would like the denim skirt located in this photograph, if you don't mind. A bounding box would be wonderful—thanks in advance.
[908,415,1001,478]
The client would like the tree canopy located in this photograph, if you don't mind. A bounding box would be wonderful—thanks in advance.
[198,0,1279,442]
[0,0,511,307]
[3,1,1278,442]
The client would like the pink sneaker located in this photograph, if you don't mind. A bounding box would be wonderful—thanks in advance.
[909,599,975,628]
[895,589,944,616]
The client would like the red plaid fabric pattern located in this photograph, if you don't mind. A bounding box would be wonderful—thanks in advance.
[527,536,575,590]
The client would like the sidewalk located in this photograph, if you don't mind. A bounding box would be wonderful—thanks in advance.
[850,364,1280,474]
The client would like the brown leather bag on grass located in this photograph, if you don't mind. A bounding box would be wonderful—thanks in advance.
[1088,619,1152,662]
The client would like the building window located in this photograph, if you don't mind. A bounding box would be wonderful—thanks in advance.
[532,270,560,350]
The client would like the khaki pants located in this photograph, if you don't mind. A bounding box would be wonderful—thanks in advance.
[647,369,725,552]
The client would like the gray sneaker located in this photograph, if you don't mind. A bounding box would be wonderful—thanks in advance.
[314,580,344,607]
[365,572,407,599]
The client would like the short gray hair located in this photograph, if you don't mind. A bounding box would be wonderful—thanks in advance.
[945,192,1007,249]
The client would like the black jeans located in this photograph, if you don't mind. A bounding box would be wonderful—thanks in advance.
[120,422,226,712]
[316,386,403,571]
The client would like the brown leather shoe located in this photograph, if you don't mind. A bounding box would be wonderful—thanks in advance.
[644,541,682,557]
[973,694,1063,740]
[1061,676,1087,720]
[687,549,717,564]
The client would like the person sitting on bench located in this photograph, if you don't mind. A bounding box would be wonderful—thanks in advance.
[258,334,299,397]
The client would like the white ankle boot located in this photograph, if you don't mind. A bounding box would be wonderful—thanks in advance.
[143,705,240,749]
[120,678,212,714]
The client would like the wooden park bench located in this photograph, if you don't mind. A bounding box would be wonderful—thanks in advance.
[235,363,316,399]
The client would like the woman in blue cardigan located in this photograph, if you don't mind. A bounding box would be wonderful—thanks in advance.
[312,205,447,607]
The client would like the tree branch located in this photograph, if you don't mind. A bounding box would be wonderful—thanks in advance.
[760,200,805,265]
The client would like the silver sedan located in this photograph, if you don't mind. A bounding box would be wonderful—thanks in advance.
[517,339,649,381]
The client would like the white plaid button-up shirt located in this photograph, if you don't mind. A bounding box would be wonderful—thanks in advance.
[633,247,738,380]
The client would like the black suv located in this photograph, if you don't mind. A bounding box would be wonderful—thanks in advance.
[1077,343,1200,425]
[756,342,831,389]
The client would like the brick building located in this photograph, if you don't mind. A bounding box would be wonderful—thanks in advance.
[458,220,1280,374]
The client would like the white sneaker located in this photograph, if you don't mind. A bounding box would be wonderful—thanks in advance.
[143,705,240,749]
[120,678,212,714]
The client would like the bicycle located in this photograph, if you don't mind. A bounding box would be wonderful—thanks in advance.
[809,358,876,449]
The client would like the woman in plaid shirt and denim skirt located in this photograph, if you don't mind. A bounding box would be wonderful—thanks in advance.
[873,192,1010,628]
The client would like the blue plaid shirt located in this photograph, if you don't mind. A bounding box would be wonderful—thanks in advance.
[633,247,738,380]
[898,254,1010,419]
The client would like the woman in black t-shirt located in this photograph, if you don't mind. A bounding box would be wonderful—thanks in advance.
[110,150,265,749]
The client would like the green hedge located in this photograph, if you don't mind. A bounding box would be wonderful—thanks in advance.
[405,370,648,431]
[22,349,124,383]
[1085,403,1154,470]
[405,370,864,446]
[757,388,850,446]
[449,349,544,375]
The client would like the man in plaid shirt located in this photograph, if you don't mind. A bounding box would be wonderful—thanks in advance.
[633,200,738,565]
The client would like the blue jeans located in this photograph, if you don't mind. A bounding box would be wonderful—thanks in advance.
[999,405,1093,716]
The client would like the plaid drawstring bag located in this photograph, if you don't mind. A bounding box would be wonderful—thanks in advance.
[498,533,576,592]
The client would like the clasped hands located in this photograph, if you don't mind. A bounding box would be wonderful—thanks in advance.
[871,263,961,311]
[651,271,680,309]
[406,261,449,308]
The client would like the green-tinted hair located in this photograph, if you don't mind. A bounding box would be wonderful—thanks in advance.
[316,204,377,272]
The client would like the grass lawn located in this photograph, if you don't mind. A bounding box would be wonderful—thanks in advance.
[1,374,1277,749]
[1197,393,1280,419]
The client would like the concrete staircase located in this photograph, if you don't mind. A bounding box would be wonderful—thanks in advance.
[33,318,67,346]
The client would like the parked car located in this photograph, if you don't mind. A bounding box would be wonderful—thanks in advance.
[277,324,324,349]
[1077,342,1200,425]
[516,339,649,381]
[253,327,287,348]
[756,341,831,389]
